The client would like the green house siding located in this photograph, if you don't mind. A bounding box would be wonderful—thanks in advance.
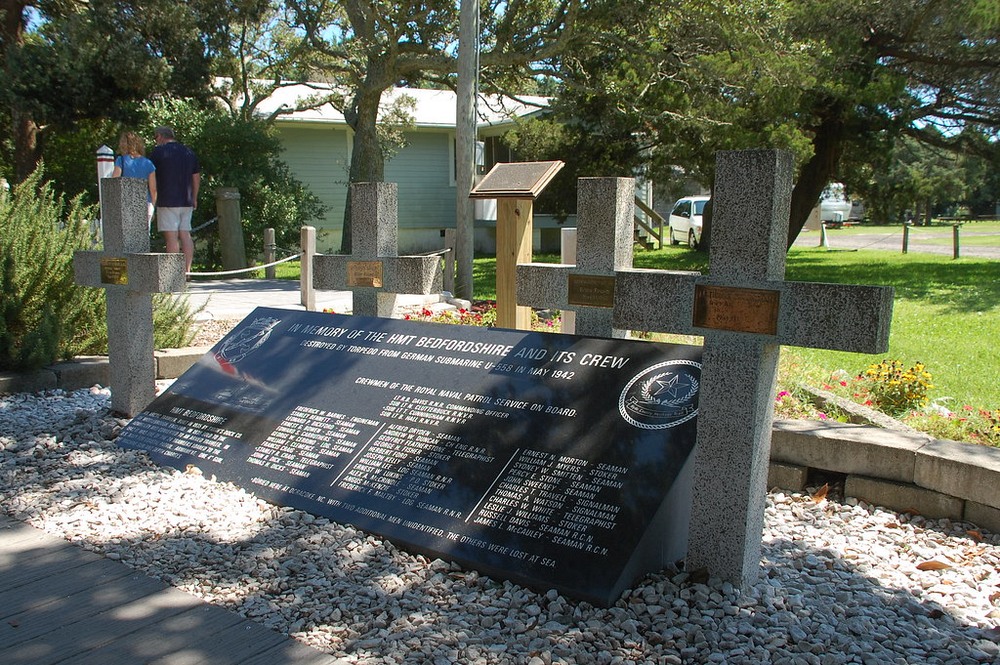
[276,124,350,233]
[387,130,457,232]
[277,123,457,238]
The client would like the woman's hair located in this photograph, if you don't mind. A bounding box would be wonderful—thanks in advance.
[118,131,146,156]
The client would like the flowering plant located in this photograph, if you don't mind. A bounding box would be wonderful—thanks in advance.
[403,300,560,332]
[907,405,1000,447]
[856,359,933,416]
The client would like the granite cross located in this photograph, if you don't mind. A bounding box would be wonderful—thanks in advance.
[613,149,894,586]
[311,182,442,317]
[516,177,643,338]
[74,178,186,417]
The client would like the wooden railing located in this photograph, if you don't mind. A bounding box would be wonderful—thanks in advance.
[633,197,666,248]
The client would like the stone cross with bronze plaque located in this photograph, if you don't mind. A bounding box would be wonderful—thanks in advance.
[312,182,442,317]
[516,177,643,338]
[470,161,563,329]
[73,177,186,416]
[612,149,894,587]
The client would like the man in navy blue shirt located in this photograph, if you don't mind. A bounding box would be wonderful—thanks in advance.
[150,126,200,273]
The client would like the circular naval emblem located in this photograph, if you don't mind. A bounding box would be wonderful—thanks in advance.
[216,316,280,366]
[618,359,701,430]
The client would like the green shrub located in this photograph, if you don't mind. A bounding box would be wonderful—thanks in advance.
[0,170,198,371]
[0,170,106,370]
[152,294,198,349]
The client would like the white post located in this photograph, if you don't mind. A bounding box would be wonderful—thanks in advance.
[96,144,115,240]
[96,144,115,180]
[444,228,456,294]
[300,226,316,311]
[560,227,577,334]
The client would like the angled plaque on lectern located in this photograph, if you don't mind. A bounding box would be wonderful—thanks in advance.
[469,161,564,199]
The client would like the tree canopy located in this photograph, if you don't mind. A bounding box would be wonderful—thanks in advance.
[510,0,1000,247]
[2,0,996,255]
[0,0,226,180]
[285,0,579,252]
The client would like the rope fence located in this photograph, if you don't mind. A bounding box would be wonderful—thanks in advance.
[191,216,218,233]
[186,252,301,277]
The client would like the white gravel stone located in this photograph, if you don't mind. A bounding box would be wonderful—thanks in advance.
[2,386,999,664]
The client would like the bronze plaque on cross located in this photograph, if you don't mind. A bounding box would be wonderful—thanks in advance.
[347,261,384,288]
[693,285,780,336]
[568,274,616,308]
[100,257,129,285]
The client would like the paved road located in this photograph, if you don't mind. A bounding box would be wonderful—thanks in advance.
[793,226,1000,259]
[179,279,451,321]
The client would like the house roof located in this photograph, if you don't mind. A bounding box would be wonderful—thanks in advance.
[257,84,548,130]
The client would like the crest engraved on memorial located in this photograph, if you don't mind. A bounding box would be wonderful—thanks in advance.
[618,360,700,430]
[216,316,281,369]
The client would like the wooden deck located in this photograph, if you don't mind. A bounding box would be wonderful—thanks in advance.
[0,515,346,664]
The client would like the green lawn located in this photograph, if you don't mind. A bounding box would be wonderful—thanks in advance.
[632,245,999,411]
[783,249,998,411]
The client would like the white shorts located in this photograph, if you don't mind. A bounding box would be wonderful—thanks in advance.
[156,207,193,233]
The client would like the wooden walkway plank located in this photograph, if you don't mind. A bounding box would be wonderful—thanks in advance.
[0,576,196,664]
[245,640,354,665]
[69,603,251,665]
[0,516,346,664]
[0,555,137,618]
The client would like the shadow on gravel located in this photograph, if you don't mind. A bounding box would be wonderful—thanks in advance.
[1,400,998,664]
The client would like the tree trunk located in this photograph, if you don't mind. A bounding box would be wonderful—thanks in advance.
[340,88,386,254]
[1,0,40,182]
[12,109,40,182]
[786,106,847,249]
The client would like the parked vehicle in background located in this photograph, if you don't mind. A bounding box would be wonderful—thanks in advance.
[668,195,710,249]
[820,183,853,225]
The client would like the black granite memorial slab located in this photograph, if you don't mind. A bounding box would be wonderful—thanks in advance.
[117,308,702,605]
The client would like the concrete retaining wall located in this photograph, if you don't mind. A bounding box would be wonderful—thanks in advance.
[770,420,1000,534]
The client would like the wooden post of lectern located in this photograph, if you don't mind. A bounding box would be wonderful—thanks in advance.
[470,161,563,330]
[495,198,534,329]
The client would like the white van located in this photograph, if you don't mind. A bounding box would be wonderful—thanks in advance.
[668,196,710,249]
[819,184,853,224]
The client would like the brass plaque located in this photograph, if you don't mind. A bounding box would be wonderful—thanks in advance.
[347,260,384,288]
[100,257,128,285]
[693,285,779,335]
[567,274,615,308]
[469,161,564,199]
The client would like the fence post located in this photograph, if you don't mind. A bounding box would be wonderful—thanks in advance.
[95,145,114,240]
[902,223,911,254]
[300,226,316,311]
[559,227,577,334]
[264,228,276,279]
[443,229,456,294]
[953,223,961,259]
[215,187,246,271]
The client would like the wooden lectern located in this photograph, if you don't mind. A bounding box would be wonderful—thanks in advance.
[470,161,563,329]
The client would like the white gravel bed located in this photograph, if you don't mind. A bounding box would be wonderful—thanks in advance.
[2,387,999,665]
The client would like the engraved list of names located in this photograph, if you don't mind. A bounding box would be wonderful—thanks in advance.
[117,308,702,605]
